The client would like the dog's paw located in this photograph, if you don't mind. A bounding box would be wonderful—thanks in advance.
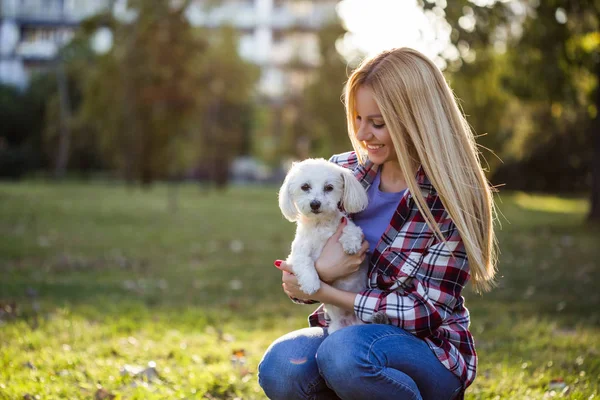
[370,311,389,325]
[298,274,321,295]
[339,235,362,255]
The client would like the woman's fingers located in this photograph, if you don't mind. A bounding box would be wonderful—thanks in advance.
[360,240,369,255]
[274,260,294,274]
[331,217,347,241]
[281,271,296,284]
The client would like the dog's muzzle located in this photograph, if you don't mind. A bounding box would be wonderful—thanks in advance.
[310,200,321,212]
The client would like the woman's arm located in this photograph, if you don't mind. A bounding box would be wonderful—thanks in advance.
[275,217,368,305]
[314,218,369,283]
[279,263,358,312]
[353,217,469,338]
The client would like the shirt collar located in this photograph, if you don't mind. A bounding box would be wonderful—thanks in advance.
[355,157,435,198]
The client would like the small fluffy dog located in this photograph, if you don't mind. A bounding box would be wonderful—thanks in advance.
[278,158,370,333]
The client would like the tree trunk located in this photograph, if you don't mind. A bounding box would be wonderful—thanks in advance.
[120,21,142,186]
[167,180,179,213]
[588,59,600,223]
[54,60,71,179]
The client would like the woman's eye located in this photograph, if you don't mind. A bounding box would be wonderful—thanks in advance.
[324,185,334,192]
[372,122,385,129]
[301,184,311,192]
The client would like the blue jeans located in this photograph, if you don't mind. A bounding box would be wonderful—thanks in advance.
[258,324,463,400]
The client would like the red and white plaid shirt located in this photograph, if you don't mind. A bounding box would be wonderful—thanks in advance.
[298,151,477,389]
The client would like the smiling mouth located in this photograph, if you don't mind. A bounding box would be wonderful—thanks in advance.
[367,144,384,150]
[310,210,321,214]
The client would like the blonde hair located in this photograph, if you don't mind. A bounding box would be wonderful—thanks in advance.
[344,48,498,293]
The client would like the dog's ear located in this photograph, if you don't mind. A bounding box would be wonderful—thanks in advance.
[278,167,298,222]
[341,168,368,213]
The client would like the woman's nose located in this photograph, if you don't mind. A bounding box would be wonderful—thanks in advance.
[356,124,372,141]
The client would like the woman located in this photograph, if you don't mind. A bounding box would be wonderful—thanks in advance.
[258,47,498,400]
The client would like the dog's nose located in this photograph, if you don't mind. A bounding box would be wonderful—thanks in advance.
[310,200,321,211]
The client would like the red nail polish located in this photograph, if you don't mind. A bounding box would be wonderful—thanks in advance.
[340,216,346,224]
[274,260,282,268]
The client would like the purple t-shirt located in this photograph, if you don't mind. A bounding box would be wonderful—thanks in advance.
[352,170,406,254]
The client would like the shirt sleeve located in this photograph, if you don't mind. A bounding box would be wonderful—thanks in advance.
[290,297,319,305]
[353,218,470,338]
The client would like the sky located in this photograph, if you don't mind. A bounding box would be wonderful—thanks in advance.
[336,0,457,67]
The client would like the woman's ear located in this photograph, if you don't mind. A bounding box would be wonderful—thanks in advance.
[278,168,298,222]
[341,169,368,213]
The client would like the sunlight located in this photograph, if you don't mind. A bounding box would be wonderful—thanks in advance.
[513,192,589,214]
[336,0,454,66]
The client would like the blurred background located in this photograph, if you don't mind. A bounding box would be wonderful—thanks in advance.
[0,0,597,206]
[1,1,599,399]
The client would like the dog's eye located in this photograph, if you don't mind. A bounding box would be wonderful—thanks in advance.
[324,184,334,192]
[301,184,311,192]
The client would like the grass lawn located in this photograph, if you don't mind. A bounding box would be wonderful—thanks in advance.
[0,182,599,399]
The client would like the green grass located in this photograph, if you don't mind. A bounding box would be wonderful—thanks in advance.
[0,182,599,399]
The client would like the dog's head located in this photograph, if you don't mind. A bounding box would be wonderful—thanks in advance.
[278,158,368,222]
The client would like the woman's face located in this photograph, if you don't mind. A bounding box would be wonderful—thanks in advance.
[354,85,397,165]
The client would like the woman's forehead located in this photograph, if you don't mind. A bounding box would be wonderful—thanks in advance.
[355,86,381,115]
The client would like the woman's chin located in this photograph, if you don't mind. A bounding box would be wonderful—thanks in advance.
[367,149,389,163]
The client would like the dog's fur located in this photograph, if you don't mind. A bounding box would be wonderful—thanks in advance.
[279,158,372,333]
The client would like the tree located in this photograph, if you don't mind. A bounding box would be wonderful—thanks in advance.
[196,25,259,188]
[0,84,32,179]
[433,0,599,221]
[73,2,258,188]
[75,0,207,185]
[291,18,355,159]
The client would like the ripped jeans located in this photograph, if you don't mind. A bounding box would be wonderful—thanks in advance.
[258,324,463,400]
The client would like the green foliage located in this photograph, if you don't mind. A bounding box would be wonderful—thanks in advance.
[289,19,356,159]
[72,2,258,186]
[0,84,29,147]
[0,85,32,179]
[0,77,57,177]
[0,182,599,398]
[438,0,599,193]
[197,25,260,187]
[75,2,205,184]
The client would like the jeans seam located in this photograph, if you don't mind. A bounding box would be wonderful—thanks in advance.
[366,332,423,359]
[306,375,324,400]
[373,366,421,400]
[366,333,424,400]
[449,385,464,400]
[366,332,463,400]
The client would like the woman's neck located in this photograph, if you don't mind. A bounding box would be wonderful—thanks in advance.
[379,161,407,193]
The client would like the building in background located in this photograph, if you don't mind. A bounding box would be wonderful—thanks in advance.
[0,0,111,88]
[187,0,338,100]
[1,0,338,99]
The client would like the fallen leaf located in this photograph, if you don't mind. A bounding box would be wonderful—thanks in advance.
[22,361,35,370]
[232,349,246,358]
[94,388,115,400]
[231,349,248,376]
[229,240,244,253]
[120,361,162,383]
[229,279,243,290]
[549,378,566,390]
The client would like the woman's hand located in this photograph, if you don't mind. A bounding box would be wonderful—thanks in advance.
[275,261,320,301]
[274,260,358,310]
[315,218,369,283]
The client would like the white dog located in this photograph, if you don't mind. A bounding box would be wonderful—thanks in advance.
[278,158,371,333]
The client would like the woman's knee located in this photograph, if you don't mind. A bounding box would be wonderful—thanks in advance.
[316,326,370,380]
[258,328,325,400]
[316,325,413,383]
[316,325,425,399]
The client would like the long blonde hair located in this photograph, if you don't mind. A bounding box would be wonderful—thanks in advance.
[344,48,498,293]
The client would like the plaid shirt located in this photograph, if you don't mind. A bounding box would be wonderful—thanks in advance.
[301,151,477,389]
